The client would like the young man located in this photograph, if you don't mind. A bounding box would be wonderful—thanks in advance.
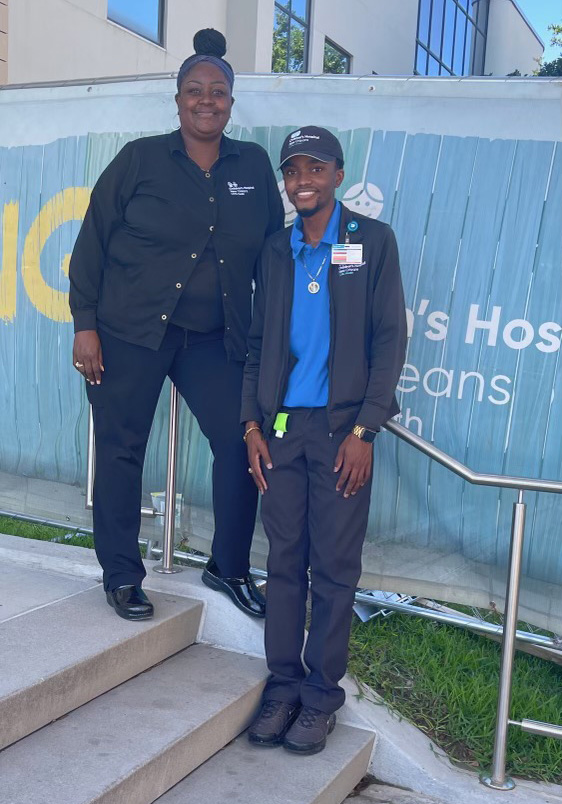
[241,126,407,755]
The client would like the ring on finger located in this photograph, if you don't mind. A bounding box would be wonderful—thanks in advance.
[75,361,84,369]
[248,467,253,474]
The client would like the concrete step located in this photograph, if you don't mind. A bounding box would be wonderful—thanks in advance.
[0,644,266,804]
[157,723,375,804]
[0,585,202,749]
[350,785,448,804]
[0,562,99,622]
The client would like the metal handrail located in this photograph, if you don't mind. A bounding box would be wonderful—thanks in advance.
[382,418,562,791]
[86,389,562,791]
[384,419,562,494]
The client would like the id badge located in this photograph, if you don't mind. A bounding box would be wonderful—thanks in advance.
[331,243,363,265]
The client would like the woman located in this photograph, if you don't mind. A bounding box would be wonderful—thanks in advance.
[69,29,284,621]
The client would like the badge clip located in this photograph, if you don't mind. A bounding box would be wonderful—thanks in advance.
[345,220,359,244]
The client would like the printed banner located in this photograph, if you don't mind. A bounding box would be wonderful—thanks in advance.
[0,76,560,629]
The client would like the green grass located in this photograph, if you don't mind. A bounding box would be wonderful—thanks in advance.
[0,514,95,548]
[348,613,562,783]
[0,515,197,561]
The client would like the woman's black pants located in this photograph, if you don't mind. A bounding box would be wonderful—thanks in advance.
[86,324,257,592]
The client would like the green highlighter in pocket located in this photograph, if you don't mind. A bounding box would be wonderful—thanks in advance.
[273,412,289,439]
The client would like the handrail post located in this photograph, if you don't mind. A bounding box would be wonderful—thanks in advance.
[480,489,526,791]
[86,406,157,517]
[153,382,183,575]
[86,406,96,509]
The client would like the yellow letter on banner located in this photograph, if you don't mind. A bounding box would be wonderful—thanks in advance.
[0,202,19,322]
[21,187,91,322]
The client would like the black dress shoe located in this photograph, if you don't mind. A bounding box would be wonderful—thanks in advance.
[106,585,154,621]
[248,700,300,747]
[284,707,336,755]
[201,558,265,618]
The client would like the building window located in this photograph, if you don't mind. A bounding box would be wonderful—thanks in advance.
[108,0,165,46]
[415,0,489,76]
[323,39,351,74]
[272,1,310,73]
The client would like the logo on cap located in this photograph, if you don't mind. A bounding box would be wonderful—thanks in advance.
[290,130,301,139]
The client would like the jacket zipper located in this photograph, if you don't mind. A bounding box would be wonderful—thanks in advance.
[271,258,294,431]
[327,262,335,434]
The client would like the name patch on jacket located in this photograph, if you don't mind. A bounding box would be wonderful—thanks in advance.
[337,261,366,277]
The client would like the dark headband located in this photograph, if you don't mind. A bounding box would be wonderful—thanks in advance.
[177,55,235,92]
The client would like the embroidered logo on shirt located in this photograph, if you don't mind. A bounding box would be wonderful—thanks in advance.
[338,262,366,277]
[227,181,255,197]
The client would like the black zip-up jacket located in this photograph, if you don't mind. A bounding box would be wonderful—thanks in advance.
[241,205,407,435]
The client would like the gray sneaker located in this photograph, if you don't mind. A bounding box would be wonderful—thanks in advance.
[283,706,336,755]
[248,700,300,747]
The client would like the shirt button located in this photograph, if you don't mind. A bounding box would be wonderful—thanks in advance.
[219,259,224,264]
[209,197,215,202]
[191,253,197,259]
[176,283,182,289]
[209,225,214,232]
[226,326,230,331]
[223,292,227,297]
[161,314,167,321]
[205,172,211,178]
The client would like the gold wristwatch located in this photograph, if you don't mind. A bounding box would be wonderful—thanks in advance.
[352,425,376,443]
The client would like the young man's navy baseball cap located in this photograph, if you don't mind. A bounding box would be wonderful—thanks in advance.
[279,126,344,169]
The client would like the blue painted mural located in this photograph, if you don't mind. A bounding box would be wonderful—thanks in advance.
[0,77,560,624]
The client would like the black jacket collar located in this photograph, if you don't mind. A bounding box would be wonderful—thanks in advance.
[168,128,241,159]
[338,203,365,243]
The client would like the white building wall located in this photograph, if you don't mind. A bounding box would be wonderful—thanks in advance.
[0,0,8,84]
[308,0,418,75]
[226,0,274,73]
[7,0,228,84]
[485,0,543,76]
[1,0,547,86]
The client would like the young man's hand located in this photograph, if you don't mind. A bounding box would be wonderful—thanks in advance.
[245,421,273,494]
[334,434,373,498]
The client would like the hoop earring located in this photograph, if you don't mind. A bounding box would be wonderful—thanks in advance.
[224,117,233,136]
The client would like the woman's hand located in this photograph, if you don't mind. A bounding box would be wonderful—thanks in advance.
[334,434,373,498]
[73,331,104,385]
[245,421,273,494]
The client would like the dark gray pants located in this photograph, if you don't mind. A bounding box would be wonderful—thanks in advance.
[260,408,373,714]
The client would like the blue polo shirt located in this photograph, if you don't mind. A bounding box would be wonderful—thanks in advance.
[283,201,341,408]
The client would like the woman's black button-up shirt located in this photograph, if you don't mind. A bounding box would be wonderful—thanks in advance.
[69,129,285,360]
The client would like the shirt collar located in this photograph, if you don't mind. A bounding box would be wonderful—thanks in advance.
[169,129,240,159]
[290,200,342,260]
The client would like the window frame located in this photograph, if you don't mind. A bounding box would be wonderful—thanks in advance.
[414,0,489,77]
[107,0,166,47]
[323,37,352,75]
[272,0,311,74]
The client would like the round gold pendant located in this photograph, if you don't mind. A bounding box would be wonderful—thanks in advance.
[308,281,320,294]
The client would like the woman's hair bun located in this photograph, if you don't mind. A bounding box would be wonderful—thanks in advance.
[193,29,227,58]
